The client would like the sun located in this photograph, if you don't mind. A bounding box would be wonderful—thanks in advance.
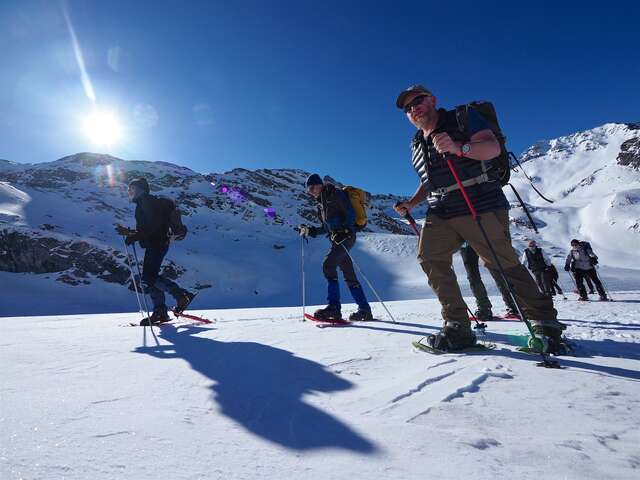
[83,111,122,146]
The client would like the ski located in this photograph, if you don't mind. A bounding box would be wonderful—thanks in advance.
[304,313,350,327]
[171,309,214,324]
[412,340,496,355]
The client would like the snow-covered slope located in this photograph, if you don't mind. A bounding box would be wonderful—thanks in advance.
[1,121,639,316]
[0,154,425,316]
[508,122,640,269]
[2,294,640,480]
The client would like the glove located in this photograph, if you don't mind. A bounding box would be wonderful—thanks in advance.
[115,224,136,236]
[564,265,570,272]
[590,256,598,266]
[331,227,353,244]
[172,225,187,241]
[125,235,137,246]
[297,225,318,238]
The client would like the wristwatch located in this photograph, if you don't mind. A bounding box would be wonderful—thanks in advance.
[461,143,471,156]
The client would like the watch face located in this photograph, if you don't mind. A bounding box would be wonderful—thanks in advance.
[462,144,471,154]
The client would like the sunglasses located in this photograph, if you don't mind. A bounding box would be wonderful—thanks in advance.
[403,95,429,113]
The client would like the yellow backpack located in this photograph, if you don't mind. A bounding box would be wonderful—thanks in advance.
[343,186,369,231]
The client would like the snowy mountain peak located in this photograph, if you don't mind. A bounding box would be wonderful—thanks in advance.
[519,122,640,165]
[508,121,640,270]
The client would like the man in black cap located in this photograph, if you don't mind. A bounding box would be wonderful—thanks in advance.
[298,174,372,321]
[393,85,564,353]
[116,178,195,325]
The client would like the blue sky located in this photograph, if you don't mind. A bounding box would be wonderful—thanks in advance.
[1,0,638,195]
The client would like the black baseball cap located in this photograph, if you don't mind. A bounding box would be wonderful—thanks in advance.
[396,84,433,109]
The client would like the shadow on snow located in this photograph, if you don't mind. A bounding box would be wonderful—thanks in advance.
[134,324,378,453]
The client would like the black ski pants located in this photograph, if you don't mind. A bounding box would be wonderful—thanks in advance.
[322,236,360,288]
[574,268,605,299]
[142,245,186,309]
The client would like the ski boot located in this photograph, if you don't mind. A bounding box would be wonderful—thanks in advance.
[175,291,196,315]
[473,308,493,322]
[349,309,373,322]
[425,321,477,352]
[578,296,589,301]
[313,304,342,321]
[140,306,171,326]
[529,322,568,355]
[598,295,609,302]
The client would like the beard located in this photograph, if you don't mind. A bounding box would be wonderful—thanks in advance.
[411,108,436,131]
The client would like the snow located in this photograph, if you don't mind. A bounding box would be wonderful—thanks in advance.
[2,293,640,480]
[2,123,640,478]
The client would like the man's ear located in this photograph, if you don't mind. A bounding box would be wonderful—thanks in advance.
[430,95,437,107]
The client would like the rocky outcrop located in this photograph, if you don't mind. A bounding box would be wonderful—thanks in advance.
[0,229,130,284]
[617,132,640,170]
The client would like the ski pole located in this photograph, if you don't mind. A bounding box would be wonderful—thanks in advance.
[122,239,145,319]
[445,157,555,367]
[301,235,307,321]
[593,267,614,301]
[394,201,420,236]
[131,244,158,337]
[340,244,396,323]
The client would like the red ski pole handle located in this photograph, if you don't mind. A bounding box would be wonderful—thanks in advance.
[394,201,420,236]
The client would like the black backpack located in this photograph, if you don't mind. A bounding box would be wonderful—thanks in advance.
[454,101,511,186]
[158,197,187,240]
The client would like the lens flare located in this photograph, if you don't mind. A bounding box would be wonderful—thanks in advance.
[84,111,122,147]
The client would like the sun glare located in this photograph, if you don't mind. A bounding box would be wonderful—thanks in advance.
[83,111,122,146]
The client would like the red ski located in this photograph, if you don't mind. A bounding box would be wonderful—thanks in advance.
[172,310,214,324]
[304,313,350,326]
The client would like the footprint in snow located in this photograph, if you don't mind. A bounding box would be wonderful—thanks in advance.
[464,438,501,450]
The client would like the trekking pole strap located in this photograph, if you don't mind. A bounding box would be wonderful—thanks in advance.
[509,152,555,204]
[508,183,539,234]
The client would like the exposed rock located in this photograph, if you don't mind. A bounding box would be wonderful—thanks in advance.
[0,229,131,285]
[617,135,640,170]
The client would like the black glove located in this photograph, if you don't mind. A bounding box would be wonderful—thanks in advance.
[331,227,353,244]
[564,265,570,272]
[172,225,187,241]
[125,235,137,246]
[590,256,598,266]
